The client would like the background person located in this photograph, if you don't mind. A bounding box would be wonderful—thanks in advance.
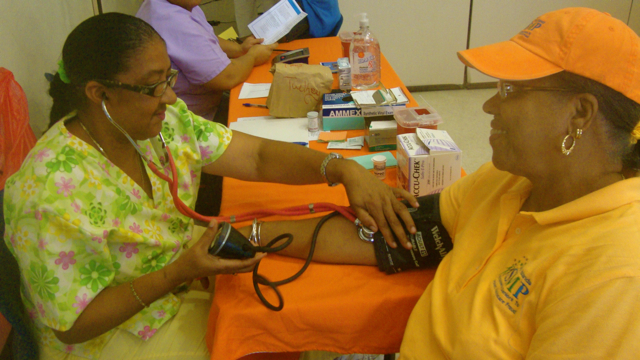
[2,13,416,359]
[136,0,278,122]
[136,0,279,217]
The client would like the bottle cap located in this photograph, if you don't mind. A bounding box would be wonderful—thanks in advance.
[358,13,369,27]
[307,111,318,118]
[372,155,387,164]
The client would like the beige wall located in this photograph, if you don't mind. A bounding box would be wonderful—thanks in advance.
[101,0,144,15]
[338,0,471,87]
[0,1,93,136]
[630,0,640,36]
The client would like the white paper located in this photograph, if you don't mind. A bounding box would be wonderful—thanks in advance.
[247,0,307,45]
[416,128,461,153]
[230,116,309,143]
[238,83,271,99]
[390,87,409,104]
[236,115,273,122]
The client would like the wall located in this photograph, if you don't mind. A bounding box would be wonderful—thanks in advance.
[0,1,94,136]
[101,0,144,14]
[338,0,471,88]
[630,0,640,35]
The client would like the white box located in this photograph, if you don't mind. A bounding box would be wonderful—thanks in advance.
[366,120,397,151]
[396,129,462,196]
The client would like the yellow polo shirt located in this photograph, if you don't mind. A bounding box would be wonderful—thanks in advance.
[400,163,640,359]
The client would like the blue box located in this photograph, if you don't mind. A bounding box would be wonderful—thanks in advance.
[321,93,365,130]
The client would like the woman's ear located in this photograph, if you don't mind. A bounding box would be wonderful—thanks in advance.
[570,93,599,131]
[84,81,109,104]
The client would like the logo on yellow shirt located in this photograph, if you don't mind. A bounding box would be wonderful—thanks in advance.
[493,257,531,314]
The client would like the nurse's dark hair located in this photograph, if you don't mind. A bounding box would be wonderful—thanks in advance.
[556,71,640,171]
[48,13,162,127]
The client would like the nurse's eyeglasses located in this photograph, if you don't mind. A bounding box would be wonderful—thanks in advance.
[497,80,573,99]
[97,69,178,97]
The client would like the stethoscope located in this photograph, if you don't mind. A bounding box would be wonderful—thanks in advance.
[100,100,376,310]
[100,100,361,225]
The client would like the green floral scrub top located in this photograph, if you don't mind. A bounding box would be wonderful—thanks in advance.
[3,99,232,359]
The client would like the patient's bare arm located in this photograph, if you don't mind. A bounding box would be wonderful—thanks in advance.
[240,215,377,266]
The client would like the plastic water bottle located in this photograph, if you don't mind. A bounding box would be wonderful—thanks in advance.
[350,13,381,90]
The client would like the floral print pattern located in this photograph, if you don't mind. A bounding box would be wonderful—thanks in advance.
[29,263,60,302]
[3,99,231,359]
[78,260,112,292]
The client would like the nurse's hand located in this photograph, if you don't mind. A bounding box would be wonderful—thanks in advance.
[169,220,266,285]
[336,160,418,250]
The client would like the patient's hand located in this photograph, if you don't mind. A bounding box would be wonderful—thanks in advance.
[338,161,418,250]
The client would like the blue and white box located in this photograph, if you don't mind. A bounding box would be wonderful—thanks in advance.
[321,93,405,131]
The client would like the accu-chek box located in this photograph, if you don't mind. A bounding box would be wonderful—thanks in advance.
[396,129,462,196]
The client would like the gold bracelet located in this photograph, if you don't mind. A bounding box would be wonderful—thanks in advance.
[129,281,148,308]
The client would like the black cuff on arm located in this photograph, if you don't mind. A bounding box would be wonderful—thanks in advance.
[373,194,453,274]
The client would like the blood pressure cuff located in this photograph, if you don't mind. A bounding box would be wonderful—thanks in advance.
[373,194,453,274]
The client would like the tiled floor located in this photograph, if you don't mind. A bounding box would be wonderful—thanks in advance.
[411,88,497,174]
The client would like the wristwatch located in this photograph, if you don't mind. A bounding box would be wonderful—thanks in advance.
[320,152,343,187]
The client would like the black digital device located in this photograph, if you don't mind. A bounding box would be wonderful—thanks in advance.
[271,48,310,65]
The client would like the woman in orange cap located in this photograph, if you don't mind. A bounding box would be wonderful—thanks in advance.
[252,7,640,359]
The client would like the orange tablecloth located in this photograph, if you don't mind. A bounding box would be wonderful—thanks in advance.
[205,37,434,360]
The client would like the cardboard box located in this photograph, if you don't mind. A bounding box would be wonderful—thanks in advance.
[366,120,397,151]
[396,129,462,197]
[320,93,406,131]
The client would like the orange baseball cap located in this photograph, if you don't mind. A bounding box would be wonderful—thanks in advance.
[457,7,640,104]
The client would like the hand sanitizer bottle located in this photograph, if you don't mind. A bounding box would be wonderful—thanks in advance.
[350,13,381,90]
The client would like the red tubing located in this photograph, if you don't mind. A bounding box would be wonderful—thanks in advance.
[148,148,358,225]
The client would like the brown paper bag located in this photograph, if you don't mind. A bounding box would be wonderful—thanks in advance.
[266,63,333,118]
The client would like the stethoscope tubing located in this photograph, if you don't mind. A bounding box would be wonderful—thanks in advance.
[148,140,359,225]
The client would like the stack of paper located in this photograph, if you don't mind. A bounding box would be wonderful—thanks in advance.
[230,116,308,143]
[351,86,409,107]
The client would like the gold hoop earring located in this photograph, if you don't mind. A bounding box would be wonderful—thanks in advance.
[575,128,583,139]
[561,134,576,155]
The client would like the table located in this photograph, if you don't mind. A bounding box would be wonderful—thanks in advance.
[205,37,437,360]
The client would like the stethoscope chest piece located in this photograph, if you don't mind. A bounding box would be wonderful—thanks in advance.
[208,222,257,259]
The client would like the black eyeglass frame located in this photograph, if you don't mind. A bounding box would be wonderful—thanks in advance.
[497,80,574,99]
[97,69,179,97]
